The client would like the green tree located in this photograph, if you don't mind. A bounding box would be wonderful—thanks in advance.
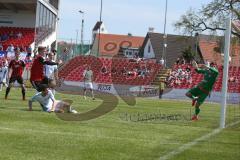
[181,46,196,63]
[174,0,240,38]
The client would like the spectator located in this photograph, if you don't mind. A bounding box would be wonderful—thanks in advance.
[111,67,117,75]
[9,31,14,38]
[1,33,9,41]
[159,58,164,65]
[159,77,166,99]
[0,43,3,51]
[6,44,14,52]
[101,65,108,75]
[121,67,127,76]
[181,58,186,64]
[186,65,191,72]
[17,32,23,39]
[27,46,32,57]
[175,58,180,65]
[228,76,236,83]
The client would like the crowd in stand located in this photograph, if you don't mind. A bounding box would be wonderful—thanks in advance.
[102,64,151,80]
[166,64,192,87]
[0,31,23,42]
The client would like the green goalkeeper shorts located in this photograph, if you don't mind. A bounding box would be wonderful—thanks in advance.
[187,86,208,105]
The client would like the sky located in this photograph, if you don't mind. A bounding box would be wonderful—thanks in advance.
[58,0,212,43]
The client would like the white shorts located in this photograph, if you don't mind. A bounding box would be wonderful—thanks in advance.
[46,100,65,112]
[84,82,93,90]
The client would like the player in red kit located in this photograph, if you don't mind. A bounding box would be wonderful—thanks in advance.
[30,46,60,92]
[5,49,26,100]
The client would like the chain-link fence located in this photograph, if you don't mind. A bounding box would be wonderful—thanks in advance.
[57,38,91,62]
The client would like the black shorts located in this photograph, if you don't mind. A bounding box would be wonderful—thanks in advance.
[31,77,54,92]
[30,80,43,92]
[9,76,24,85]
[42,77,52,85]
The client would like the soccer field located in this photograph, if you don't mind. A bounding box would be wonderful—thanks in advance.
[0,88,239,160]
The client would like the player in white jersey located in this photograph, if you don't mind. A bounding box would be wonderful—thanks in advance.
[28,85,77,113]
[43,51,59,94]
[83,65,95,100]
[0,60,8,91]
[44,52,58,80]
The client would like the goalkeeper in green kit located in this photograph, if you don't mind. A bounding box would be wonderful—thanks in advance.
[186,61,219,121]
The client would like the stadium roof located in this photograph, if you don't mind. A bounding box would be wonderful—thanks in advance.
[92,21,103,31]
[199,39,240,66]
[139,32,201,67]
[0,0,36,12]
[91,34,144,57]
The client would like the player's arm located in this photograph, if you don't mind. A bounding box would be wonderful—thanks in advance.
[28,94,39,111]
[209,67,219,75]
[193,62,206,74]
[83,70,86,81]
[92,71,94,82]
[54,67,59,80]
[39,57,59,66]
[21,61,26,77]
[49,100,56,112]
[8,61,13,79]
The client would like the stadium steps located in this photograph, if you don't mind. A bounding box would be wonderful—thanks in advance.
[151,68,170,85]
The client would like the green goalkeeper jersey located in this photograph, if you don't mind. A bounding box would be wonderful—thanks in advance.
[195,67,219,92]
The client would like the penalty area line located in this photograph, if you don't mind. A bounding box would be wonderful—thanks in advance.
[158,120,240,160]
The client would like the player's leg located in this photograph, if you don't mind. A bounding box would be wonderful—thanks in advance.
[54,100,77,113]
[48,79,56,95]
[0,81,2,91]
[83,87,87,99]
[17,77,26,100]
[192,93,208,120]
[89,83,95,100]
[5,77,15,99]
[30,80,42,92]
[186,87,200,106]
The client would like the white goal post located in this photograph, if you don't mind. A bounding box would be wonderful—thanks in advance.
[220,19,240,128]
[220,17,231,129]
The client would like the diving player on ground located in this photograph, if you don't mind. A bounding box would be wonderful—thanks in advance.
[186,61,218,121]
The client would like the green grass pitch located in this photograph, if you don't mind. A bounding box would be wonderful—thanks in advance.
[0,88,239,160]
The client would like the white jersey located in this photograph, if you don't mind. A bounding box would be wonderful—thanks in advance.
[30,90,55,111]
[0,66,8,82]
[83,70,93,82]
[44,61,58,79]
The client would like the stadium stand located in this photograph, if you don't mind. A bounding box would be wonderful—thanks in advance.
[170,64,240,93]
[0,27,34,50]
[59,55,162,85]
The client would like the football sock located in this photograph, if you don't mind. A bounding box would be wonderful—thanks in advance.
[195,108,200,115]
[5,87,10,98]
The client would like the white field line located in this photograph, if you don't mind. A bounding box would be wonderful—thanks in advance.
[0,126,179,145]
[159,120,240,160]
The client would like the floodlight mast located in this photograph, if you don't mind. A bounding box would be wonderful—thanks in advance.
[220,17,231,129]
[79,10,84,55]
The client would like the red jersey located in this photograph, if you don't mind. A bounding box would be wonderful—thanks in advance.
[30,55,44,81]
[30,55,58,81]
[9,59,25,77]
